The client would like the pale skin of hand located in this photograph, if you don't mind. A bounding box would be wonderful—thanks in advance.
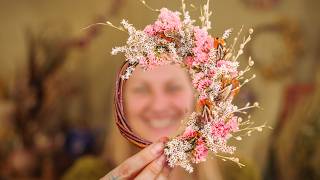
[100,138,172,180]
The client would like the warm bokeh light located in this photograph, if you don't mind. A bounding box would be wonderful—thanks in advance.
[0,0,319,179]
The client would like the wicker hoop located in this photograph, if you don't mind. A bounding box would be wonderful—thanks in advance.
[114,61,151,148]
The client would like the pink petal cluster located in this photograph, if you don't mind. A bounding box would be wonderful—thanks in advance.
[193,138,208,163]
[227,116,239,132]
[183,56,194,68]
[144,8,182,36]
[211,116,239,139]
[192,71,216,99]
[191,27,214,66]
[192,72,212,90]
[181,125,197,139]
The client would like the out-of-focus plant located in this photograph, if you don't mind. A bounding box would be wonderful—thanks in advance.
[273,73,320,180]
[0,22,102,179]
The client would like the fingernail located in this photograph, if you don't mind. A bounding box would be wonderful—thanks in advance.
[151,141,164,155]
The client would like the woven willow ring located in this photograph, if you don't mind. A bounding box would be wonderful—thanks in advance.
[114,61,152,148]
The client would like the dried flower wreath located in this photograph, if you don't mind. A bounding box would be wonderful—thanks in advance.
[86,0,270,173]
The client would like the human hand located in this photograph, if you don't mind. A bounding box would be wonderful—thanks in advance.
[100,138,172,180]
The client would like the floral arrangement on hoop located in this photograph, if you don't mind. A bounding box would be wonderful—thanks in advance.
[86,0,270,173]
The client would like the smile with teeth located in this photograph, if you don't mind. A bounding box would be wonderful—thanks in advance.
[146,119,176,129]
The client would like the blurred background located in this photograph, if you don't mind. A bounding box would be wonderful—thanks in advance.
[0,0,319,179]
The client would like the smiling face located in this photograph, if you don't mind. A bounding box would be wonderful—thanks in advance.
[123,64,195,142]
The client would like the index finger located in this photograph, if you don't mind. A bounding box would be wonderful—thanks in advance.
[111,138,167,179]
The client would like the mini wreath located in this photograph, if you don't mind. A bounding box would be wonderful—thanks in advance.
[89,0,269,173]
[245,19,302,80]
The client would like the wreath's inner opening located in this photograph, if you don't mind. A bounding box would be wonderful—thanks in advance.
[123,63,197,143]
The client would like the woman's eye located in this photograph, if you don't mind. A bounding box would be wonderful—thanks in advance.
[166,85,183,93]
[132,86,149,94]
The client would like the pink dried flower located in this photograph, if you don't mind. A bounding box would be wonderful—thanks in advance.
[192,48,209,66]
[211,120,231,139]
[194,27,214,50]
[181,125,197,139]
[194,27,209,46]
[192,72,214,96]
[193,138,208,163]
[211,117,239,139]
[197,78,212,90]
[144,24,156,36]
[184,56,194,68]
[191,27,214,66]
[192,72,205,85]
[226,116,239,132]
[144,8,182,36]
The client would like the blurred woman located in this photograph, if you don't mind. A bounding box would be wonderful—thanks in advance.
[63,62,260,180]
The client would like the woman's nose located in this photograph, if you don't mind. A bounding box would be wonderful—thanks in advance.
[149,91,170,113]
